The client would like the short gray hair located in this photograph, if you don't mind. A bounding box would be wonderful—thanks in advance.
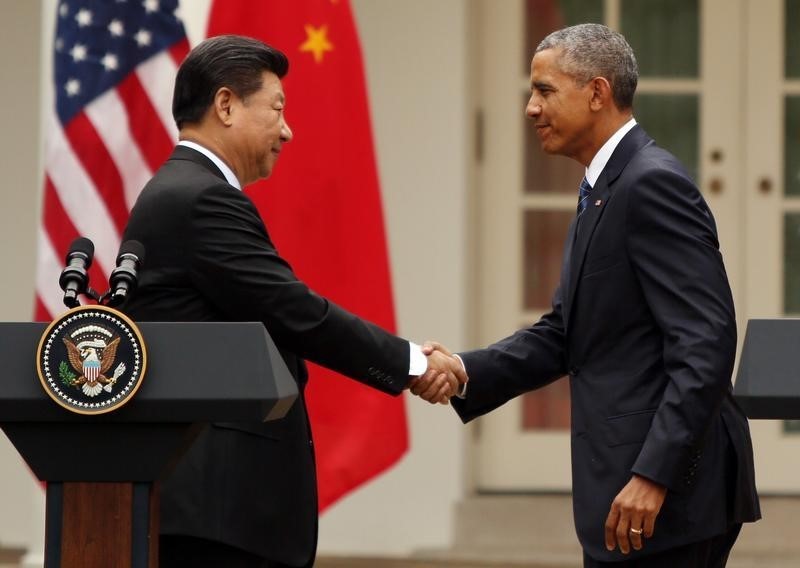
[536,23,638,110]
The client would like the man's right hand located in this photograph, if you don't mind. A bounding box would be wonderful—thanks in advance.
[408,341,467,405]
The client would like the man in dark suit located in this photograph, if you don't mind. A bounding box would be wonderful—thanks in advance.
[122,35,465,568]
[422,23,760,567]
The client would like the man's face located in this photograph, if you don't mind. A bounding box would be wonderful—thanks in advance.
[526,48,595,163]
[231,71,293,183]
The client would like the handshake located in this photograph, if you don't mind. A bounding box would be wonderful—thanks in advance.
[408,342,466,405]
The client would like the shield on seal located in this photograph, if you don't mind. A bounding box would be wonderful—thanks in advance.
[84,358,100,382]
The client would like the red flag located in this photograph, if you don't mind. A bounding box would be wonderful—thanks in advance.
[36,1,189,320]
[206,0,409,511]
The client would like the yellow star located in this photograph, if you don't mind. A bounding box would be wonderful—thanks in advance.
[300,24,334,63]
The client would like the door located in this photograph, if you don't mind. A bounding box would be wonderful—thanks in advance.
[742,0,800,492]
[472,0,751,491]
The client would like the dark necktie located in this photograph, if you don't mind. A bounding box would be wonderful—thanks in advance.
[577,176,592,215]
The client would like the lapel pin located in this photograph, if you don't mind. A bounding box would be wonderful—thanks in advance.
[594,199,602,207]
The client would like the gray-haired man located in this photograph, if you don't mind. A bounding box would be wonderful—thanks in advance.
[423,23,760,567]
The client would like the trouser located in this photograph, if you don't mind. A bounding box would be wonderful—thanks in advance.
[583,524,742,568]
[159,535,305,568]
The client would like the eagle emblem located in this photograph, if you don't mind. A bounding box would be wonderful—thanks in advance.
[62,327,127,397]
[37,305,147,415]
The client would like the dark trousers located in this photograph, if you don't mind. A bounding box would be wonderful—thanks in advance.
[583,524,742,568]
[159,535,300,568]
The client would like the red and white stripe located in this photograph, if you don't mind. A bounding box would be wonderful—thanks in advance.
[36,41,190,321]
[84,363,100,382]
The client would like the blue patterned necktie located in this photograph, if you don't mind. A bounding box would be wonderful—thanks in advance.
[577,176,593,215]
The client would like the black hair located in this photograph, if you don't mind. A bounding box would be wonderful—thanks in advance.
[172,34,289,129]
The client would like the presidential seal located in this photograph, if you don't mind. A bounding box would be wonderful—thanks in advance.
[36,305,147,415]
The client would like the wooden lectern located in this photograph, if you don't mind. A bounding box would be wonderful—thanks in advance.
[0,321,297,568]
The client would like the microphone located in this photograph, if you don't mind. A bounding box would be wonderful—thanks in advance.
[59,237,95,308]
[107,240,145,306]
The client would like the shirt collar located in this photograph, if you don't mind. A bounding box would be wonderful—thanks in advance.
[177,140,242,190]
[584,117,637,187]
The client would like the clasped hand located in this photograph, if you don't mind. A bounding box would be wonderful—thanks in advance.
[407,341,467,405]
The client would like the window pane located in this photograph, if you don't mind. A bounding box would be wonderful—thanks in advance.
[522,377,570,430]
[635,94,699,181]
[523,210,573,310]
[621,0,699,78]
[784,420,800,434]
[787,0,800,78]
[525,0,604,68]
[783,209,800,432]
[785,96,800,196]
[784,213,800,312]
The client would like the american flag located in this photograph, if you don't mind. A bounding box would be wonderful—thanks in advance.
[36,0,189,319]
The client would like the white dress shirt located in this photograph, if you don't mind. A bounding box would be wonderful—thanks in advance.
[584,117,637,187]
[178,140,242,190]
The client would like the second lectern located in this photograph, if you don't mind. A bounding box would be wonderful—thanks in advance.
[734,319,800,419]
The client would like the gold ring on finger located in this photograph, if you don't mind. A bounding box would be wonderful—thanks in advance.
[629,527,643,535]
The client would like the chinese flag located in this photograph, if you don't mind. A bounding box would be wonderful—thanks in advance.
[206,1,408,511]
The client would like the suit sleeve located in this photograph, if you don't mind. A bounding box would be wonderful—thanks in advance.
[187,184,410,394]
[452,285,568,422]
[625,167,736,491]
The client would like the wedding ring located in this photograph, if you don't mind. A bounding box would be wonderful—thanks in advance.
[629,527,643,535]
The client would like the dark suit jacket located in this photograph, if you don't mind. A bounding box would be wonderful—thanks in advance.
[452,126,760,561]
[122,145,410,566]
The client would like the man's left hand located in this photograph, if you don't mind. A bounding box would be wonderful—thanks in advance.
[604,474,667,554]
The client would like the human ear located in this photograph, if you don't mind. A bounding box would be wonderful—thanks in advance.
[589,77,613,111]
[213,87,235,126]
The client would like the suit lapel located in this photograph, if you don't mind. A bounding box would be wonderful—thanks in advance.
[559,216,578,326]
[563,125,654,325]
[564,173,612,323]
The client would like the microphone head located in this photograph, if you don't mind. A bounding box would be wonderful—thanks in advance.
[66,237,94,265]
[118,240,145,266]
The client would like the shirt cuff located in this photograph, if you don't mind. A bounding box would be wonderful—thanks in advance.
[408,342,428,376]
[453,354,468,398]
